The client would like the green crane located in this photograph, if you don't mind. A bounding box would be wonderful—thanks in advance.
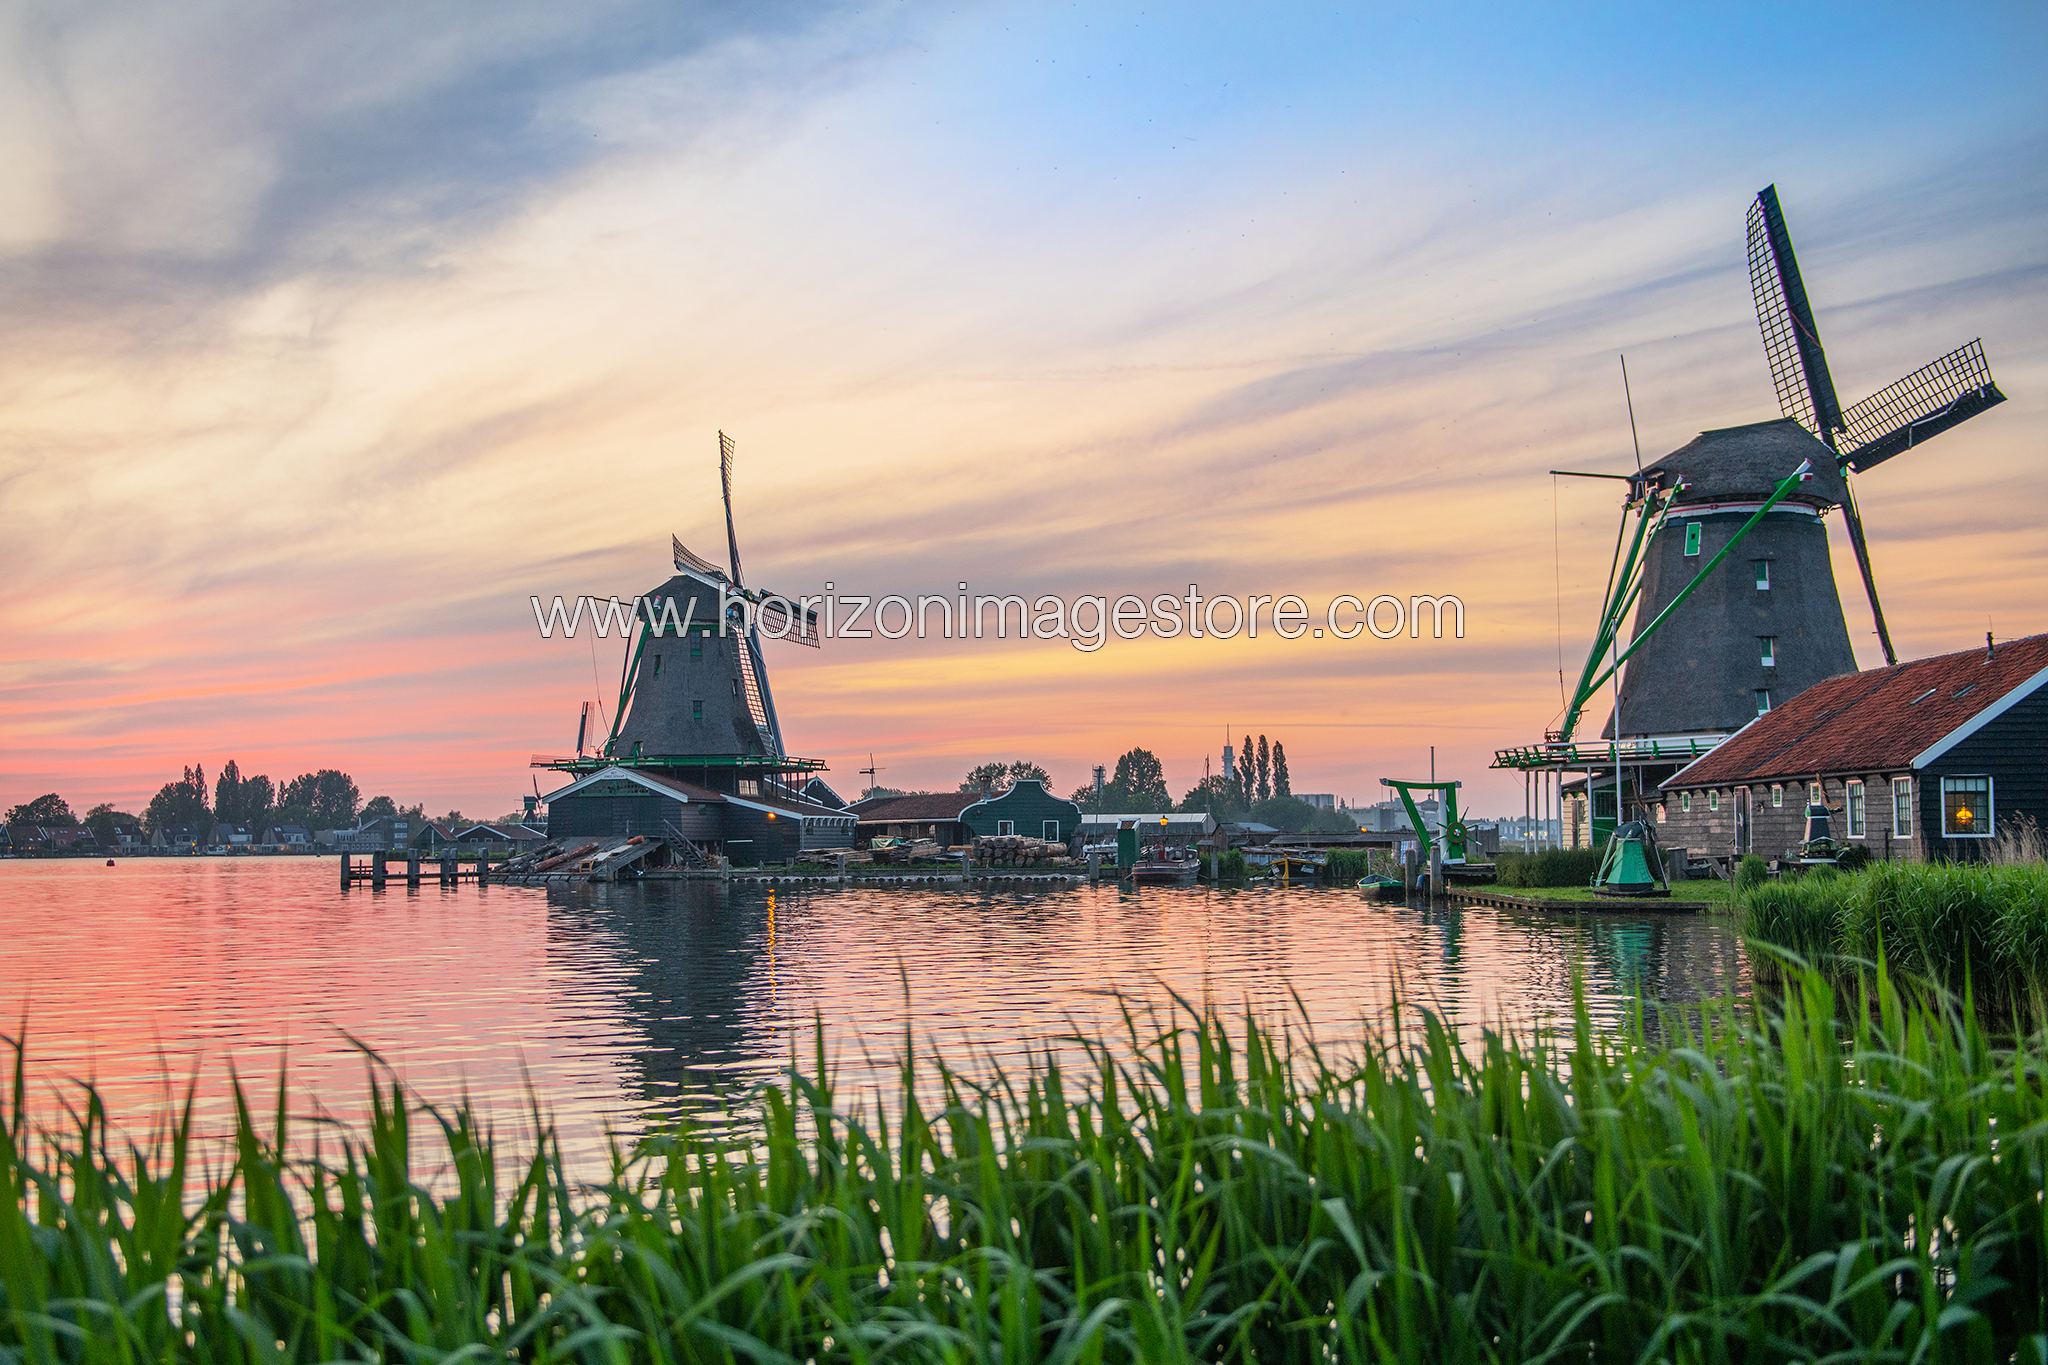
[1379,779,1468,867]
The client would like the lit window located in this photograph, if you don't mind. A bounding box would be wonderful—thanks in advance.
[1893,778,1913,838]
[1760,636,1777,668]
[1941,776,1991,837]
[1845,780,1865,837]
[1709,790,1719,811]
[1680,792,1691,813]
[1754,559,1770,590]
[1771,784,1783,807]
[1657,803,1666,823]
[1684,523,1702,556]
[1755,689,1772,714]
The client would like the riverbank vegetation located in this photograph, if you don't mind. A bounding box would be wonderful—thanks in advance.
[1742,858,2048,1007]
[5,964,2044,1363]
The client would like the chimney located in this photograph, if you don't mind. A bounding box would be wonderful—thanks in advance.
[1987,630,1996,662]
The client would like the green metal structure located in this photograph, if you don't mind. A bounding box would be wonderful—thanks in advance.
[1379,779,1468,865]
[1593,820,1669,896]
[1553,458,1814,747]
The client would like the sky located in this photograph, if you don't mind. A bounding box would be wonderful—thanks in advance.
[3,0,2044,821]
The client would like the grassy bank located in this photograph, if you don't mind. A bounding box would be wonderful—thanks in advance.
[1460,880,1737,905]
[5,967,2045,1362]
[1743,859,2048,1008]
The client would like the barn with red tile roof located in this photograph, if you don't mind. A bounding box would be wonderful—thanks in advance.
[1655,633,2048,864]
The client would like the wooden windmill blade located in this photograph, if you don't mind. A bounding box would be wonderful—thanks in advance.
[1747,185,1846,440]
[671,535,727,582]
[719,430,744,588]
[755,593,821,647]
[1837,339,2008,472]
[1747,185,1896,663]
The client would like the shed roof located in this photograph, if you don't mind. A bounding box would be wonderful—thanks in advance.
[1643,418,1845,509]
[1667,633,2048,787]
[849,792,980,822]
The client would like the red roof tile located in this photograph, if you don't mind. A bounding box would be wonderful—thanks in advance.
[1669,633,2048,787]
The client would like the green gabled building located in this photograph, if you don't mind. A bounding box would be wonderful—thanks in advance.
[959,780,1084,843]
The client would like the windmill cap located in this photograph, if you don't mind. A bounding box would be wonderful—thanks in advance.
[1639,417,1846,509]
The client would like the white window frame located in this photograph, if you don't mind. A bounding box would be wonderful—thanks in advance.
[997,819,1015,836]
[1042,820,1060,841]
[1680,792,1691,813]
[1708,790,1719,812]
[1755,689,1772,714]
[1760,636,1776,668]
[1892,777,1913,838]
[1755,559,1770,590]
[1771,784,1783,808]
[1940,776,1993,839]
[1809,782,1823,806]
[1845,780,1865,838]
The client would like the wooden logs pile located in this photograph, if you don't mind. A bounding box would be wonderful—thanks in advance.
[973,835,1059,867]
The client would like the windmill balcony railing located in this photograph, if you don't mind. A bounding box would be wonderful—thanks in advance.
[1492,734,1727,770]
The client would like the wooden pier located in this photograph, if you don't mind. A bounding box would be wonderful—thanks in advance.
[340,851,499,888]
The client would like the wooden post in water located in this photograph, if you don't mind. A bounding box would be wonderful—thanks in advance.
[1210,847,1219,884]
[340,852,351,889]
[440,855,455,884]
[372,851,387,888]
[475,852,489,886]
[1428,843,1443,902]
[406,850,420,886]
[1401,846,1416,896]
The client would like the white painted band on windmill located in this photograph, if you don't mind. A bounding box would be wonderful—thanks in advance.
[1671,500,1823,518]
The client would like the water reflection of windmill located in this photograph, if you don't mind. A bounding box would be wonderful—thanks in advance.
[1746,184,2006,665]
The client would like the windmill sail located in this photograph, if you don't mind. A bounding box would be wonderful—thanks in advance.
[756,594,821,647]
[1837,338,2007,472]
[719,430,744,587]
[1747,185,1844,440]
[672,535,727,581]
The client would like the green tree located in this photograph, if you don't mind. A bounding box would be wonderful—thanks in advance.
[961,761,1051,794]
[281,770,360,830]
[1272,742,1291,798]
[214,761,243,823]
[6,793,75,825]
[83,803,141,845]
[1256,736,1272,803]
[143,765,211,838]
[1308,804,1360,834]
[1251,794,1313,833]
[361,796,399,821]
[1178,775,1241,820]
[1107,748,1170,810]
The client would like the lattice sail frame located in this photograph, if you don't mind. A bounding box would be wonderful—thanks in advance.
[1748,199,1820,433]
[1837,338,2005,472]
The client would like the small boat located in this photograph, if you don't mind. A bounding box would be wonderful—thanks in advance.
[1129,856,1199,885]
[1264,853,1325,882]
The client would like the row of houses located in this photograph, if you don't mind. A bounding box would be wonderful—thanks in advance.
[1565,632,2047,864]
[4,817,548,856]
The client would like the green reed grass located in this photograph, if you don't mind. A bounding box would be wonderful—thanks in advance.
[1745,860,2048,1007]
[5,962,2046,1363]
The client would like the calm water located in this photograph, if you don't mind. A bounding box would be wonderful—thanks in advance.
[1,858,1747,1167]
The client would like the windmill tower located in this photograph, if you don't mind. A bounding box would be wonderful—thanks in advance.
[1610,184,2008,739]
[592,432,823,792]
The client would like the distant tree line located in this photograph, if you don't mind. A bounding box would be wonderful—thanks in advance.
[5,762,499,847]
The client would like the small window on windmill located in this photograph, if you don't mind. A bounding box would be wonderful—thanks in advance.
[691,637,702,659]
[1754,560,1770,590]
[1684,523,1702,557]
[692,699,703,720]
[652,655,662,678]
[1760,637,1776,668]
[731,679,739,696]
[1755,689,1772,714]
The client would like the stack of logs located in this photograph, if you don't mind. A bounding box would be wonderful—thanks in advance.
[972,835,1062,867]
